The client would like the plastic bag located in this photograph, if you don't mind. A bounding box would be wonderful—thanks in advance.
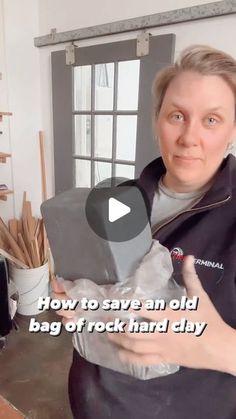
[58,240,186,380]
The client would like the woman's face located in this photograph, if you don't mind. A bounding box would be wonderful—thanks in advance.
[155,71,236,192]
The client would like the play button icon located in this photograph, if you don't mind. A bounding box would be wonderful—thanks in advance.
[108,198,131,222]
[85,177,149,242]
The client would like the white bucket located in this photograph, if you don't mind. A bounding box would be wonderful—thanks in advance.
[9,262,49,316]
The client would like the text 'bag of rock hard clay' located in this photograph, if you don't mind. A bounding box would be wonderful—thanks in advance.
[41,186,186,380]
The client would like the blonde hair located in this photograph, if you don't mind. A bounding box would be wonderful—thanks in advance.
[152,45,236,118]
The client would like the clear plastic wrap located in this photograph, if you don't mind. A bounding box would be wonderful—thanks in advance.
[58,240,186,380]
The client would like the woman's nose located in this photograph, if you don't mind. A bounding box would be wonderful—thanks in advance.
[177,121,199,147]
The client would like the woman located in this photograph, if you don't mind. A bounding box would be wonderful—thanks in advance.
[53,45,236,419]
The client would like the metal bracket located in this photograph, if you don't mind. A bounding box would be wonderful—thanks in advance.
[66,44,76,65]
[50,28,57,41]
[136,32,150,57]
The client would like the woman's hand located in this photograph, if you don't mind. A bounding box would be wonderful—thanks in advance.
[51,276,76,325]
[108,256,236,375]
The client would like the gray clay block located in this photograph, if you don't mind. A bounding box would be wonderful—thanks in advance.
[41,187,152,284]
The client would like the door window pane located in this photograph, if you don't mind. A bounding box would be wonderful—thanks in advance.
[74,115,91,156]
[117,60,140,110]
[95,63,114,110]
[75,159,91,187]
[74,65,91,111]
[94,115,113,158]
[115,164,135,179]
[116,115,137,161]
[94,162,112,184]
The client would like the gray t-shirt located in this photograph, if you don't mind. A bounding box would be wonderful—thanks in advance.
[151,177,210,229]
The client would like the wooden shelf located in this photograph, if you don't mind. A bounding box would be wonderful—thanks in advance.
[0,190,13,201]
[0,112,12,122]
[0,152,11,163]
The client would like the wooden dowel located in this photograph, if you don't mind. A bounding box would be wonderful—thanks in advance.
[22,191,27,217]
[30,241,38,268]
[33,238,41,267]
[22,218,31,248]
[25,201,35,241]
[0,248,29,269]
[18,233,33,268]
[0,217,27,264]
[34,218,40,238]
[0,235,6,249]
[8,219,18,242]
[17,219,23,236]
[37,221,43,251]
[32,216,37,234]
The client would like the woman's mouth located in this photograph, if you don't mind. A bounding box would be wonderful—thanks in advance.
[175,155,200,161]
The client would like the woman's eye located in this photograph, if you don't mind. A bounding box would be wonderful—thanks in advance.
[171,113,184,122]
[206,116,218,125]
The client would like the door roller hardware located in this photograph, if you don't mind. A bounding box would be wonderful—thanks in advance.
[66,44,76,65]
[136,32,150,57]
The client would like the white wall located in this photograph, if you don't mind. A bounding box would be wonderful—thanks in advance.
[0,0,14,221]
[0,0,235,222]
[0,0,42,221]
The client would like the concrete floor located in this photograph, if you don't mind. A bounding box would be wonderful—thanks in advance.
[0,310,73,419]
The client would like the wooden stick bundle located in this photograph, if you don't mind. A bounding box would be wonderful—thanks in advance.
[0,192,48,269]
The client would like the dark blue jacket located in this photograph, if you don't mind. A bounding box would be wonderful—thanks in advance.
[69,154,236,419]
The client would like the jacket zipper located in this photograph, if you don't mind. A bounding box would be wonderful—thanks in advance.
[151,194,231,237]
